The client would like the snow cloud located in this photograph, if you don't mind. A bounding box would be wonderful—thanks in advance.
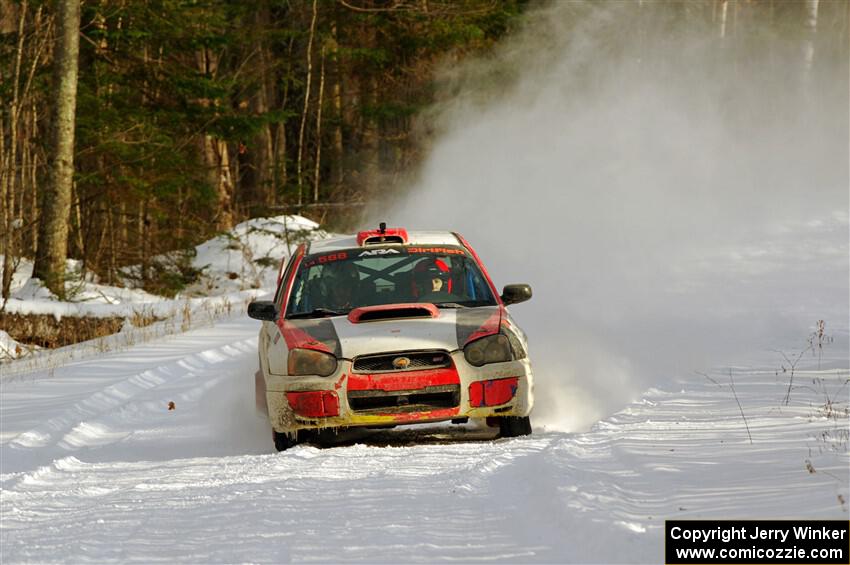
[383,2,849,431]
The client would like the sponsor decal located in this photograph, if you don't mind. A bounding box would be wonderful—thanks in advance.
[358,248,401,256]
[408,246,466,255]
[302,246,467,267]
[303,251,349,268]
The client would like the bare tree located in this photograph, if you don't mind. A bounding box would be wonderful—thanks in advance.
[313,43,326,203]
[33,0,80,298]
[196,46,235,232]
[297,0,318,206]
[1,1,28,302]
[329,15,345,190]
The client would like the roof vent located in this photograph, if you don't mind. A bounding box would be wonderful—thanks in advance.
[357,222,408,246]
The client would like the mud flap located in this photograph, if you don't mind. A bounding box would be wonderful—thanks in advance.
[255,370,268,415]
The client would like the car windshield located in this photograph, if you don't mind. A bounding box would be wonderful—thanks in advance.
[285,246,497,317]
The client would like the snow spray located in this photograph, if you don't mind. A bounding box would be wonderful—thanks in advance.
[379,2,849,431]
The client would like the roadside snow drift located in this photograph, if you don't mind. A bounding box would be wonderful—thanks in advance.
[0,215,324,364]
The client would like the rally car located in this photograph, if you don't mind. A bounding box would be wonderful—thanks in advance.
[248,224,534,451]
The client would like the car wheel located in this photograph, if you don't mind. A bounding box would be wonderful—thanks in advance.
[273,430,298,451]
[498,416,532,438]
[273,429,323,451]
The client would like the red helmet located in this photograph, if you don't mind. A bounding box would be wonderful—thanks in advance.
[412,258,452,296]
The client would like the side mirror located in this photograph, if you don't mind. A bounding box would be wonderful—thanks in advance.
[247,301,279,322]
[501,284,532,306]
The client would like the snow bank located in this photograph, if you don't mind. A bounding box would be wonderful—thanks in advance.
[189,214,322,295]
[0,330,34,361]
[0,215,328,362]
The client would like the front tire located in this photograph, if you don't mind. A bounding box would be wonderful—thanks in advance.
[498,416,532,438]
[273,429,321,451]
[273,430,298,451]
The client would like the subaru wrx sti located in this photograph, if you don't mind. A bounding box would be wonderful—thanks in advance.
[248,224,534,450]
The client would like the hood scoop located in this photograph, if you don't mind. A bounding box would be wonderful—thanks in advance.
[348,303,439,324]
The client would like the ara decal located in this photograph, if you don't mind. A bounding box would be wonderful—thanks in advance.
[358,248,401,256]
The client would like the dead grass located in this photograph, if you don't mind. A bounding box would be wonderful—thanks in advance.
[0,312,126,349]
[0,308,164,353]
[1,295,255,374]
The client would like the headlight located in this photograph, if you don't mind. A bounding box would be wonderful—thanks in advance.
[464,334,512,367]
[287,348,338,376]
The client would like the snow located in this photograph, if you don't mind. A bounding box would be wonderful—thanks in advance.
[2,213,849,561]
[189,214,322,295]
[0,220,847,562]
[0,215,326,361]
[3,0,848,557]
[0,331,32,361]
[1,313,846,562]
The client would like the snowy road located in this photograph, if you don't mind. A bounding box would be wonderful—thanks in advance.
[2,316,847,563]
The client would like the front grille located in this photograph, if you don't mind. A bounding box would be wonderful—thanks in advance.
[352,350,452,373]
[348,384,460,414]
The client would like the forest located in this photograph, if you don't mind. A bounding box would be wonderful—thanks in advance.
[0,0,847,300]
[0,0,526,299]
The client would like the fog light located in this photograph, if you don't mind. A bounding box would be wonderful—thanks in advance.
[468,377,519,407]
[286,390,340,417]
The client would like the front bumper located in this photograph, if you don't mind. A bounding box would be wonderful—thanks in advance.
[262,351,534,434]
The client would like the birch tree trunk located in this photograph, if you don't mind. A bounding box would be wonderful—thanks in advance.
[33,0,80,298]
[274,38,296,205]
[213,137,234,231]
[330,16,345,189]
[297,0,318,206]
[313,44,326,203]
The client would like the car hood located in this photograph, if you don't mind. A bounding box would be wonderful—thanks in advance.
[331,310,464,358]
[279,305,503,359]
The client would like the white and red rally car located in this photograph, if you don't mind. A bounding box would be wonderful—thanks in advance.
[248,224,534,450]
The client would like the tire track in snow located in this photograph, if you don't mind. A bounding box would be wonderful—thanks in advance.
[6,339,256,451]
[1,439,560,563]
[2,317,847,562]
[1,334,266,478]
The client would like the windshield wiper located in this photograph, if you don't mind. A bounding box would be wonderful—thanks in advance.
[437,300,497,308]
[288,308,346,319]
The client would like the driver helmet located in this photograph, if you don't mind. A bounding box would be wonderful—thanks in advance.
[413,258,452,296]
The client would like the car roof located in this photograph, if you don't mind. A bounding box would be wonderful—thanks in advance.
[308,230,463,254]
